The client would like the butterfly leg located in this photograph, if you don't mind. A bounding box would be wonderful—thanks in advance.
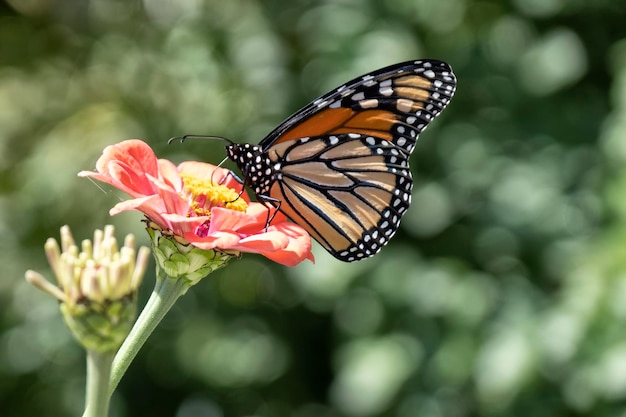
[257,194,282,231]
[217,169,244,186]
[217,169,248,204]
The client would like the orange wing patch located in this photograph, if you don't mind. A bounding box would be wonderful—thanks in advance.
[395,74,433,91]
[270,179,356,252]
[328,109,397,140]
[275,108,398,144]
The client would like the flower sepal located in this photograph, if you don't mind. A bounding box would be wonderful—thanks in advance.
[61,295,137,353]
[146,221,239,286]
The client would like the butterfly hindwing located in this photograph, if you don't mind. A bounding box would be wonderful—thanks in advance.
[266,133,412,261]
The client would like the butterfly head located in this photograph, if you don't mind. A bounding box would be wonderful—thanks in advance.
[226,143,277,196]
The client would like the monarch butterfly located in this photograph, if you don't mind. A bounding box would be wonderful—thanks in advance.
[180,59,456,262]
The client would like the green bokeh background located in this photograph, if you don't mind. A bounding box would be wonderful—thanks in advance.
[3,0,626,416]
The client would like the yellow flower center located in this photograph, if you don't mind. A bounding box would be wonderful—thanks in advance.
[180,173,248,217]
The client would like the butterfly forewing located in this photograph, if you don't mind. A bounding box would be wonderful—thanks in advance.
[259,59,456,154]
[225,59,456,261]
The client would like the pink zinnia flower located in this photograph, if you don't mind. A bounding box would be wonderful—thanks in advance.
[78,139,314,266]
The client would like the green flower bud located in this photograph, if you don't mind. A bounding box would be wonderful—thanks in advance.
[145,221,238,287]
[26,225,150,352]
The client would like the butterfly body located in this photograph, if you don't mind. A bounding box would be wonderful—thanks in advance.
[226,143,276,195]
[225,59,457,262]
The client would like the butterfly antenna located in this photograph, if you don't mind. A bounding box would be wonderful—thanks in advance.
[168,134,235,146]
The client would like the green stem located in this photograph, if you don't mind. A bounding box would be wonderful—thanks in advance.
[108,270,190,396]
[83,349,114,417]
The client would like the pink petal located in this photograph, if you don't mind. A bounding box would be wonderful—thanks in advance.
[185,230,244,250]
[148,173,189,216]
[208,207,266,234]
[157,159,183,190]
[110,195,170,227]
[162,212,209,235]
[265,222,315,265]
[78,139,160,197]
[97,139,159,177]
[262,247,314,266]
[235,230,290,251]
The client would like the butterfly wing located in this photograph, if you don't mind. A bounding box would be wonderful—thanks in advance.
[259,59,456,154]
[266,134,413,261]
[257,59,456,260]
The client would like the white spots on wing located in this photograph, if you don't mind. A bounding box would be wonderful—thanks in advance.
[380,86,394,96]
[379,79,394,96]
[396,99,414,113]
[315,99,329,108]
[351,91,365,101]
[359,98,379,109]
[341,88,356,97]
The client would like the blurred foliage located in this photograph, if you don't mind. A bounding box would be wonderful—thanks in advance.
[3,0,626,416]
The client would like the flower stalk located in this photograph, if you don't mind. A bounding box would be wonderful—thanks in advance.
[84,349,114,417]
[26,225,149,417]
[109,268,188,395]
[109,226,236,394]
